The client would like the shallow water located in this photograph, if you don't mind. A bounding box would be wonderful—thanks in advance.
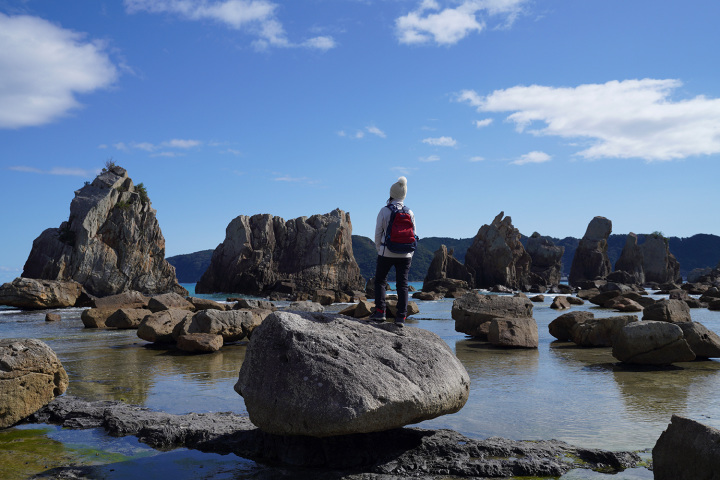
[2,284,720,478]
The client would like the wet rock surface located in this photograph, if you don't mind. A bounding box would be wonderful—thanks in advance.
[29,395,640,478]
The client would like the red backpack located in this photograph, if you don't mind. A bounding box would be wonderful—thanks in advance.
[383,204,418,253]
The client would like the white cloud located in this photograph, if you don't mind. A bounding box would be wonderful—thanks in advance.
[391,166,413,175]
[474,118,493,128]
[422,136,457,147]
[469,156,485,162]
[511,151,551,166]
[8,165,99,176]
[366,126,387,138]
[419,155,441,162]
[395,0,527,46]
[124,0,335,51]
[0,13,118,129]
[162,139,202,148]
[111,139,202,152]
[459,79,720,161]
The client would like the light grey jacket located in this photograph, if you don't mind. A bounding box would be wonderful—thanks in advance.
[374,199,416,258]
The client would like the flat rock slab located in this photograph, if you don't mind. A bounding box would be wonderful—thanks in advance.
[29,396,640,478]
[612,321,696,365]
[235,312,470,437]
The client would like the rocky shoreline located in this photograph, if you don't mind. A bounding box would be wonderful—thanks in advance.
[28,395,641,479]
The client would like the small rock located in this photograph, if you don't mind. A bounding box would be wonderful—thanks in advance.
[45,312,61,322]
[176,333,223,353]
[488,317,539,348]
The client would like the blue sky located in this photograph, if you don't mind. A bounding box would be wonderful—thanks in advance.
[2,0,720,284]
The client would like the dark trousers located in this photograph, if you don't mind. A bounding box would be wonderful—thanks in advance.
[374,255,412,319]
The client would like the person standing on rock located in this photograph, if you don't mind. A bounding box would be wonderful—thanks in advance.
[370,176,417,327]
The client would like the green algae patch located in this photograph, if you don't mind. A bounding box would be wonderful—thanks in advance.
[0,426,132,480]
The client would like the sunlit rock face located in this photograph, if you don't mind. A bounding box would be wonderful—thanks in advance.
[22,166,185,297]
[196,208,364,297]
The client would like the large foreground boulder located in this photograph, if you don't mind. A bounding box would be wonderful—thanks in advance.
[653,415,720,480]
[612,321,695,365]
[0,339,69,428]
[235,312,470,437]
[196,208,364,297]
[21,165,185,297]
[452,292,533,339]
[0,278,83,310]
[568,216,612,287]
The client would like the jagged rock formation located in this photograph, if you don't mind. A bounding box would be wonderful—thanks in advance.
[423,245,473,290]
[642,233,682,284]
[614,233,645,284]
[525,232,564,286]
[196,209,364,297]
[21,166,185,297]
[568,217,612,287]
[464,212,532,290]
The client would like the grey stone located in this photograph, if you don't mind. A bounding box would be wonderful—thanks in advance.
[676,322,720,358]
[21,166,185,297]
[488,317,539,348]
[105,308,152,329]
[0,339,69,428]
[642,298,691,323]
[612,321,695,364]
[572,315,638,347]
[568,216,612,287]
[137,309,194,343]
[235,311,470,437]
[548,311,594,341]
[452,291,533,339]
[653,415,720,480]
[0,278,83,310]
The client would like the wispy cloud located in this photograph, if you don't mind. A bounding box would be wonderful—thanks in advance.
[419,155,441,162]
[474,118,493,128]
[338,125,387,139]
[124,0,335,51]
[273,174,320,185]
[8,166,99,177]
[391,166,414,176]
[395,0,528,46]
[422,136,457,147]
[109,139,202,153]
[469,156,485,162]
[0,13,118,129]
[511,151,551,166]
[458,79,720,161]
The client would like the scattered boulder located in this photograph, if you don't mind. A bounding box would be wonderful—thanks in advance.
[174,309,272,343]
[612,321,695,365]
[653,415,720,480]
[708,299,720,311]
[610,297,644,312]
[148,292,194,312]
[187,297,227,311]
[676,322,720,358]
[176,333,224,353]
[588,290,621,306]
[0,339,69,428]
[565,296,584,306]
[550,296,571,310]
[80,308,117,328]
[105,308,152,329]
[385,299,420,319]
[0,278,83,310]
[571,315,638,347]
[549,311,594,341]
[93,291,149,310]
[412,291,443,301]
[45,313,61,322]
[21,165,186,297]
[530,295,545,303]
[235,311,470,437]
[195,209,365,298]
[525,232,564,286]
[422,278,471,296]
[285,301,325,313]
[642,299,692,323]
[464,212,532,290]
[452,292,533,339]
[576,288,600,300]
[312,289,336,306]
[568,216,612,287]
[232,298,276,311]
[488,317,539,348]
[137,309,194,343]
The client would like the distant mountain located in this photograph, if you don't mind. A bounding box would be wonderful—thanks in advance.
[168,233,720,286]
[167,249,214,284]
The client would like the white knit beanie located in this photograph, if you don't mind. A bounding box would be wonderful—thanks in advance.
[389,176,407,200]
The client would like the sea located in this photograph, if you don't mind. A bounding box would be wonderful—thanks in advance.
[2,282,720,479]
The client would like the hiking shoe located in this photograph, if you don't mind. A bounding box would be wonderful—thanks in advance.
[369,310,386,322]
[394,317,406,327]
